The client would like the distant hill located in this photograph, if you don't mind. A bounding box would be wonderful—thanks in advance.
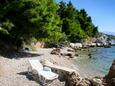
[102,31,115,36]
[100,32,115,40]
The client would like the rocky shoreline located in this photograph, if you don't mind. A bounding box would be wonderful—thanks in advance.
[50,47,115,86]
[0,48,114,86]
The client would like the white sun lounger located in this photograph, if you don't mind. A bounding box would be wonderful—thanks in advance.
[28,59,58,85]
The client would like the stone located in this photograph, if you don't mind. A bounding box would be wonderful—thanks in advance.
[77,78,91,86]
[70,43,82,49]
[104,60,115,86]
[34,42,47,48]
[66,52,75,58]
[61,52,75,58]
[110,78,115,86]
[67,48,75,52]
[75,53,79,56]
[90,78,102,86]
[50,48,61,55]
[107,59,115,78]
[65,72,82,86]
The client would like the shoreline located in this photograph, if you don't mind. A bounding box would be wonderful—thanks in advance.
[0,47,113,86]
[0,48,78,86]
[74,47,113,77]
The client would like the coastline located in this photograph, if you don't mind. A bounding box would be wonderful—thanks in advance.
[73,47,114,77]
[0,47,114,86]
[0,48,79,86]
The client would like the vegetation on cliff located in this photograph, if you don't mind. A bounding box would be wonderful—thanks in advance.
[0,0,98,49]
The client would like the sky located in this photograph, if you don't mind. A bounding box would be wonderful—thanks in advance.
[56,0,115,33]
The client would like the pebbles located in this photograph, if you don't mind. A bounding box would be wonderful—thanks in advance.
[0,48,73,86]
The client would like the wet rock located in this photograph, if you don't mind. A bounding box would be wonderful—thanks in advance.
[88,53,92,58]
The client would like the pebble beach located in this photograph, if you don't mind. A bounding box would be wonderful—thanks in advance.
[0,48,77,86]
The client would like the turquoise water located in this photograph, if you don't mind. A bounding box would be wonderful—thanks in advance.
[75,46,115,77]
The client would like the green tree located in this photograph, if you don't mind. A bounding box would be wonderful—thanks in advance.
[0,0,99,49]
[57,1,87,42]
[78,9,98,37]
[0,0,63,48]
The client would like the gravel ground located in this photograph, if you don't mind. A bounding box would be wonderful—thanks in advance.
[0,48,77,86]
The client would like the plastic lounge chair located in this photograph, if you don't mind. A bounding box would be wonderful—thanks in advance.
[28,59,58,85]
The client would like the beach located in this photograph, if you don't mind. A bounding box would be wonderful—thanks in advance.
[0,48,78,86]
[0,47,114,86]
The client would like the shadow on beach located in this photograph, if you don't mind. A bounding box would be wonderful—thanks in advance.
[17,71,34,81]
[18,71,69,86]
[17,71,56,86]
[0,46,41,59]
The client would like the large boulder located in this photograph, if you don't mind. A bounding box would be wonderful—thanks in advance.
[107,59,115,78]
[65,74,93,86]
[105,59,115,86]
[110,78,115,86]
[70,43,82,49]
[65,72,82,86]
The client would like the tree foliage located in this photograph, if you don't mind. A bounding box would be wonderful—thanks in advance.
[57,1,98,42]
[0,0,98,49]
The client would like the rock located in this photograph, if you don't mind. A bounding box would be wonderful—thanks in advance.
[70,43,75,49]
[50,48,61,55]
[96,43,103,47]
[56,44,64,48]
[90,78,103,86]
[110,78,115,86]
[67,48,75,52]
[65,72,82,86]
[88,53,92,58]
[90,43,96,47]
[108,60,115,78]
[75,53,79,57]
[65,75,92,86]
[105,60,115,86]
[34,42,47,48]
[77,78,91,86]
[66,52,75,58]
[70,43,82,49]
[61,52,75,58]
[107,59,115,78]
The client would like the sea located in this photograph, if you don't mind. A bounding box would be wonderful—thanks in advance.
[74,46,115,77]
